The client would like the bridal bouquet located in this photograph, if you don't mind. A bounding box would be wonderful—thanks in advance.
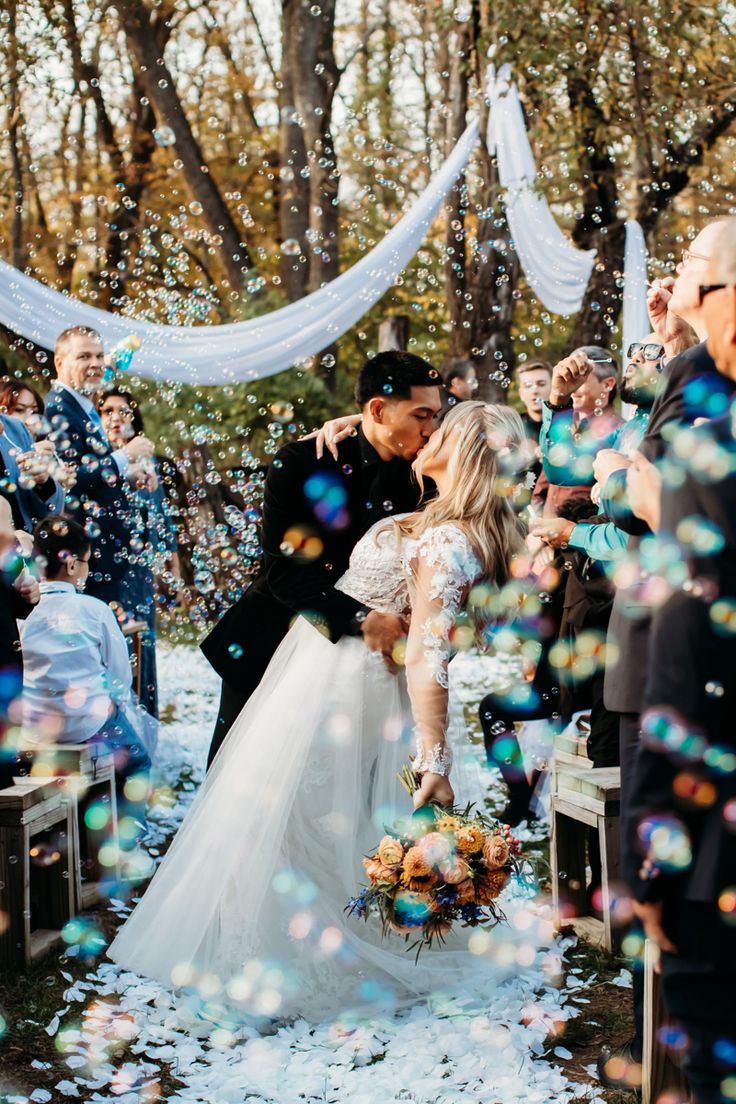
[347,791,523,956]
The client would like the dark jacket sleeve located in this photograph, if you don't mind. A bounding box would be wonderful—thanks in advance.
[260,444,362,642]
[624,588,732,903]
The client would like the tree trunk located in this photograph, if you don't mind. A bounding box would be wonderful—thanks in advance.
[283,0,340,386]
[444,21,471,363]
[7,0,26,271]
[565,75,625,351]
[115,0,253,288]
[378,315,409,351]
[284,0,340,292]
[278,16,309,301]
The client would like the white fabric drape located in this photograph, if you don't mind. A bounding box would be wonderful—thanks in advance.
[486,65,597,316]
[486,65,649,358]
[622,218,650,359]
[0,123,479,386]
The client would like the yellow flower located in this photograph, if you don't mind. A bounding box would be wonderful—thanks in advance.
[435,814,461,833]
[483,834,511,870]
[456,824,485,855]
[377,836,404,867]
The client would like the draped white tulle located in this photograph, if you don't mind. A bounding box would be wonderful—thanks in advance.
[0,124,479,386]
[109,521,535,1023]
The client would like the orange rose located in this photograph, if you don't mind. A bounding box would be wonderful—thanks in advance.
[456,825,485,855]
[363,857,400,884]
[417,831,452,867]
[482,834,511,870]
[377,836,404,867]
[438,856,471,884]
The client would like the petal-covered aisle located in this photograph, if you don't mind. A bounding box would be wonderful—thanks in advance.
[26,647,606,1104]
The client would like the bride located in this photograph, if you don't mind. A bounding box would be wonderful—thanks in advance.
[109,400,529,1024]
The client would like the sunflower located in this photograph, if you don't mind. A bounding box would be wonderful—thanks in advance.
[475,869,509,904]
[401,846,439,892]
[456,824,485,855]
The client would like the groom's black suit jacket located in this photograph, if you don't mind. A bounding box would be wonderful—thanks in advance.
[201,428,425,757]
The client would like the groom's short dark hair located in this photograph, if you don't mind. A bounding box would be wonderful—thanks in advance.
[355,352,442,407]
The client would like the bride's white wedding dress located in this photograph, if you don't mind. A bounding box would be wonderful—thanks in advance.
[109,518,532,1024]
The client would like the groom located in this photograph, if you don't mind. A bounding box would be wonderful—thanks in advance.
[202,351,444,767]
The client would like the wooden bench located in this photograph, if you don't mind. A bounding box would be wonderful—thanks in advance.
[18,742,119,911]
[551,765,622,951]
[0,779,76,966]
[553,712,593,770]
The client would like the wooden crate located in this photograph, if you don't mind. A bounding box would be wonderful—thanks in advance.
[551,765,622,951]
[0,779,76,966]
[18,743,119,911]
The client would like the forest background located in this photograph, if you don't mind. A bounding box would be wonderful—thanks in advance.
[0,0,734,623]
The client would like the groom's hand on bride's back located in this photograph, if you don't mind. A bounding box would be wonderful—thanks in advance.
[360,610,407,673]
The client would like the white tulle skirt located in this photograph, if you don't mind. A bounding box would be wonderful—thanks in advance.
[109,618,536,1024]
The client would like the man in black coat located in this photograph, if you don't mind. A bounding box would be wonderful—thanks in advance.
[45,326,154,607]
[623,218,736,1102]
[201,352,444,768]
[593,219,736,1084]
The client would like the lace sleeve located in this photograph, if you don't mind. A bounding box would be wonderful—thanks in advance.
[403,526,481,775]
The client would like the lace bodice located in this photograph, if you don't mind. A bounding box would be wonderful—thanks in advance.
[336,516,482,619]
[337,518,483,774]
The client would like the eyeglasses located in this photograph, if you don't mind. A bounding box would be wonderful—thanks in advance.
[682,248,710,265]
[699,283,736,304]
[627,342,665,361]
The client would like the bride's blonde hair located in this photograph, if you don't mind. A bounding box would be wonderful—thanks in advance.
[397,401,528,584]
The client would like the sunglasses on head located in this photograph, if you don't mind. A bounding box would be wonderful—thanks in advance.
[699,284,736,304]
[627,342,664,361]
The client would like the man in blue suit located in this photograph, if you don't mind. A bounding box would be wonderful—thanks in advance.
[45,326,154,607]
[0,411,65,532]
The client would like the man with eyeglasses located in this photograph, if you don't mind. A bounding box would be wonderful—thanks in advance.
[622,216,736,1104]
[590,218,736,1091]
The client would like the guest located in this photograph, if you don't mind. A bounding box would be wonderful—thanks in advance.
[596,217,736,1089]
[623,217,736,1104]
[97,387,180,717]
[533,347,622,520]
[441,360,478,415]
[45,326,153,608]
[531,334,665,562]
[20,516,151,839]
[516,360,552,480]
[0,378,46,435]
[0,496,39,787]
[0,401,66,533]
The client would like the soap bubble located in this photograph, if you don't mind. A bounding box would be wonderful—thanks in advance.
[153,126,176,147]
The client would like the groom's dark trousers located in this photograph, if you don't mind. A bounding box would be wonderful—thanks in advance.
[201,429,424,768]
